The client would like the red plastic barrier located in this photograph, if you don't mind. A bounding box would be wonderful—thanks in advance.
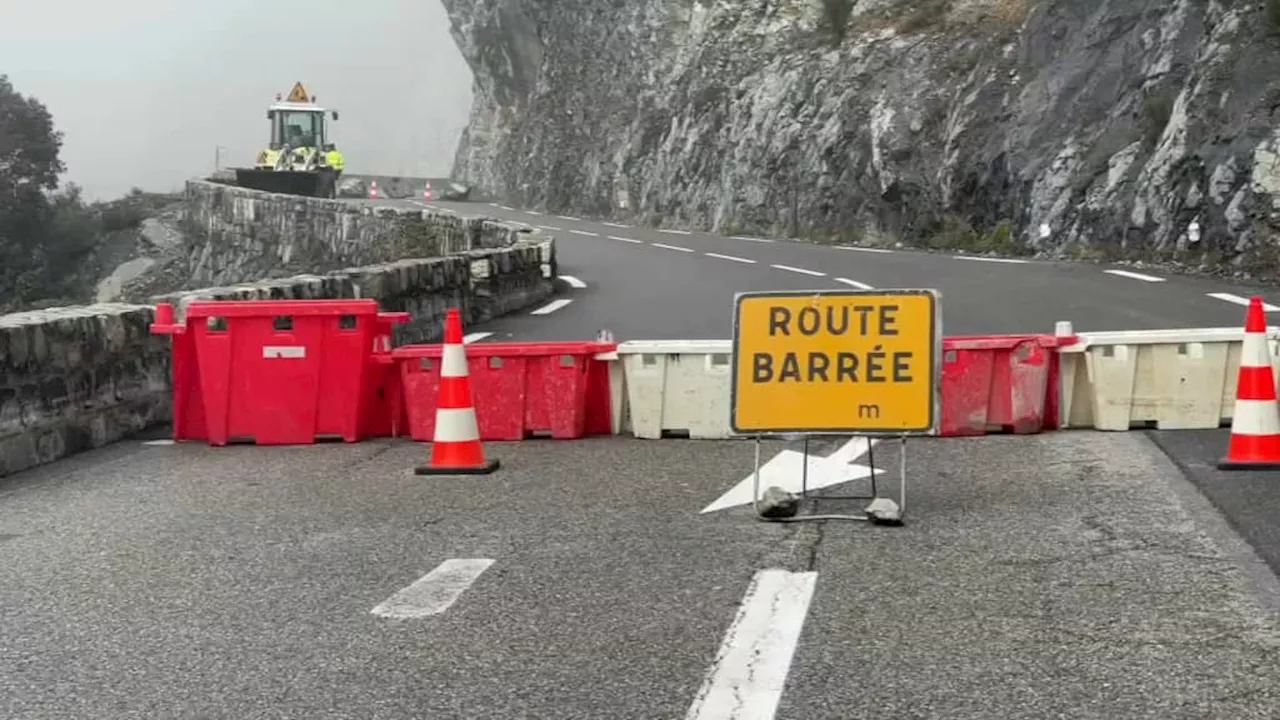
[940,334,1077,437]
[151,299,407,445]
[393,341,617,441]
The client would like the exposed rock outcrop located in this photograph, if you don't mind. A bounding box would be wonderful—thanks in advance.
[443,0,1280,270]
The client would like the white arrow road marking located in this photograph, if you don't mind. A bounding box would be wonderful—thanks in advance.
[700,438,880,514]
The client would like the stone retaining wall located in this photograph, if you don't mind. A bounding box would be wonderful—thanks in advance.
[178,179,520,289]
[0,237,556,479]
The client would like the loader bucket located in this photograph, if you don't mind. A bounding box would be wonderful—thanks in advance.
[232,168,337,198]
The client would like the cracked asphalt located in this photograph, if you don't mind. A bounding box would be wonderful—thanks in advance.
[2,429,1279,718]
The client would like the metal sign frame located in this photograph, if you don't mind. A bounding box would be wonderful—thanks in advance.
[729,288,943,437]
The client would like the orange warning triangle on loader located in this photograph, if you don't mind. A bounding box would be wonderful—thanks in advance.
[1219,295,1280,470]
[286,82,310,103]
[414,308,500,476]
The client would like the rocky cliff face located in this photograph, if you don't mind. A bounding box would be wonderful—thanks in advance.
[442,0,1280,270]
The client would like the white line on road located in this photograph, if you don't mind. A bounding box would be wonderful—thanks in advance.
[772,264,826,277]
[660,228,693,235]
[143,439,175,446]
[602,222,630,228]
[953,255,1029,264]
[488,202,499,207]
[684,569,818,720]
[371,559,494,619]
[652,242,694,253]
[555,215,580,221]
[537,225,562,232]
[838,246,894,254]
[608,235,643,244]
[1104,269,1166,282]
[731,236,775,243]
[531,298,573,315]
[497,205,514,211]
[834,277,874,289]
[705,252,756,264]
[559,275,587,288]
[463,332,493,343]
[569,229,600,237]
[525,210,542,216]
[1207,293,1280,312]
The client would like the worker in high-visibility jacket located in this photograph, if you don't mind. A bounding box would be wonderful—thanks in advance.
[324,143,345,182]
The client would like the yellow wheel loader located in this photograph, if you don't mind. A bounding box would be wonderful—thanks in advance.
[232,82,342,198]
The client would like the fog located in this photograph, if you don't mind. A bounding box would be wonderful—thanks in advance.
[0,0,474,201]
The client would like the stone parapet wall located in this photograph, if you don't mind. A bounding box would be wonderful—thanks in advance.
[1,237,556,479]
[179,179,522,289]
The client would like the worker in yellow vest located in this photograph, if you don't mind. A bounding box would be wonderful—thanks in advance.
[324,143,345,182]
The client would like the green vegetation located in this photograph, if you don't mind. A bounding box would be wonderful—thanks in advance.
[1141,86,1178,146]
[917,215,1028,256]
[898,0,952,34]
[0,75,166,311]
[819,0,857,47]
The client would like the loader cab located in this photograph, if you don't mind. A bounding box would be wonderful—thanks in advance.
[267,82,339,151]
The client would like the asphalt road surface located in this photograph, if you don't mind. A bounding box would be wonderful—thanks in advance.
[387,197,1279,342]
[6,198,1280,717]
[3,430,1280,719]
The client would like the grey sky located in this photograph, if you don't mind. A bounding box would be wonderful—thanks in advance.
[0,0,473,201]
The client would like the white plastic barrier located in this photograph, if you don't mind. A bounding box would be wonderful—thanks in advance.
[1058,327,1280,431]
[611,340,736,439]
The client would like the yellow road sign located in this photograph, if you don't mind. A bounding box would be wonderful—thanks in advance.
[286,82,310,103]
[730,289,941,435]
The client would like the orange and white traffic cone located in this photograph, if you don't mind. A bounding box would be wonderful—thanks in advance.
[424,181,433,201]
[414,308,500,476]
[369,180,379,199]
[1219,295,1280,469]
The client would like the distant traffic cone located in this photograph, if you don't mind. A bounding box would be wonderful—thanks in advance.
[1219,295,1280,469]
[424,181,433,201]
[369,180,379,199]
[414,308,500,476]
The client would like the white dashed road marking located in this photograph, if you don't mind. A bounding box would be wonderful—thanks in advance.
[602,222,630,228]
[497,205,514,211]
[143,439,175,446]
[569,229,599,237]
[731,236,775,243]
[954,256,1029,264]
[660,229,693,235]
[705,252,756,264]
[463,332,493,343]
[559,275,587,288]
[537,225,562,232]
[838,246,893,254]
[652,242,694,253]
[772,264,826,277]
[684,569,818,720]
[834,278,874,290]
[608,235,643,244]
[1104,269,1165,282]
[1207,293,1280,312]
[531,298,573,315]
[371,559,495,620]
[555,215,580,221]
[525,210,543,216]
